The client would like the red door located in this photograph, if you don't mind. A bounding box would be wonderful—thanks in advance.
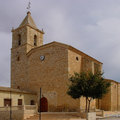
[40,97,48,112]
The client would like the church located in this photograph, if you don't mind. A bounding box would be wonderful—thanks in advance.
[11,11,103,112]
[0,11,120,119]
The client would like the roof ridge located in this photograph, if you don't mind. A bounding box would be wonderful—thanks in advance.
[26,41,102,64]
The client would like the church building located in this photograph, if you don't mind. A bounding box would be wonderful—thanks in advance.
[11,11,103,112]
[0,11,120,117]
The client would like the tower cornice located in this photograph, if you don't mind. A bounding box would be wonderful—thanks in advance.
[11,24,45,34]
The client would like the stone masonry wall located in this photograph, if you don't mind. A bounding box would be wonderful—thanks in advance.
[11,45,28,90]
[68,50,98,110]
[11,25,43,90]
[118,84,120,111]
[111,82,118,111]
[27,45,80,111]
[97,81,120,111]
[100,86,111,111]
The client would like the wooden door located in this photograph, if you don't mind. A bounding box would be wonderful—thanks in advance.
[40,97,48,112]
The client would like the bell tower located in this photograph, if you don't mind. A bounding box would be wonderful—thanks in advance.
[12,11,44,52]
[11,11,44,90]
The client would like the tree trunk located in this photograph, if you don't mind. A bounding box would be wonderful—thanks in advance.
[88,98,92,112]
[88,100,90,112]
[98,99,99,109]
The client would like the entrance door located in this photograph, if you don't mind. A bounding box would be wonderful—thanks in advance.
[40,97,48,112]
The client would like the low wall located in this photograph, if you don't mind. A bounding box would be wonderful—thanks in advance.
[0,105,37,120]
[49,104,79,112]
[0,109,24,120]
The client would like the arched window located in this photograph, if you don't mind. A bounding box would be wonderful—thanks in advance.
[18,34,21,46]
[34,35,37,46]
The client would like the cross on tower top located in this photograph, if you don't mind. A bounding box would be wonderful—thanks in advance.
[27,0,31,11]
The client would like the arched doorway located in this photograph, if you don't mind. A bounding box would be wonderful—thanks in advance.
[40,97,48,112]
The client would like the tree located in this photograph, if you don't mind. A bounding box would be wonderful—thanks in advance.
[67,71,111,112]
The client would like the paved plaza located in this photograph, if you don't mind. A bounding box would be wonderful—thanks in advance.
[25,113,86,120]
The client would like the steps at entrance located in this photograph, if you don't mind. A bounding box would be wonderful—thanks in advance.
[25,112,85,120]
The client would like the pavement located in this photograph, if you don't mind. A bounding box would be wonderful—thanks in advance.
[97,117,120,120]
[25,112,86,120]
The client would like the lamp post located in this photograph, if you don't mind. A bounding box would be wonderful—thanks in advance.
[39,88,42,120]
[10,90,12,120]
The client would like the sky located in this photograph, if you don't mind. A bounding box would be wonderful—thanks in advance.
[0,0,120,87]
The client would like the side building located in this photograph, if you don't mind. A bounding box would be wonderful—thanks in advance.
[0,87,37,120]
[96,79,120,111]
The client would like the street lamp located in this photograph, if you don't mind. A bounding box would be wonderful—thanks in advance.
[39,88,42,120]
[10,90,12,120]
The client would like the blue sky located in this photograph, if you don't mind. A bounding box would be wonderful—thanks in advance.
[0,0,120,86]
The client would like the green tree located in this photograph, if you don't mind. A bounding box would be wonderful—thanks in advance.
[67,71,111,112]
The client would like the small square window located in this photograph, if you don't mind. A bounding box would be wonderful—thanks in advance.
[18,99,22,105]
[17,86,20,89]
[31,100,35,105]
[4,99,11,106]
